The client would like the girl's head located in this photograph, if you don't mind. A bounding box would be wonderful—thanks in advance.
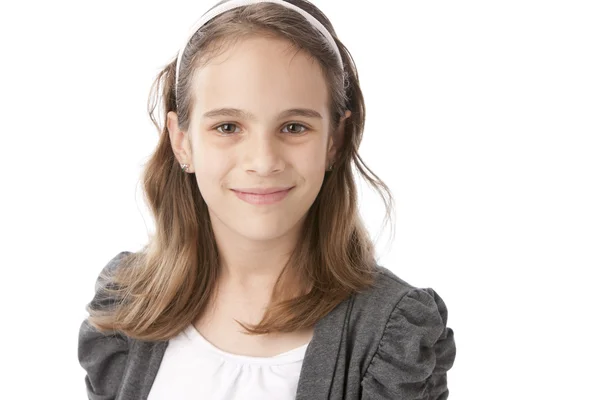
[91,0,393,340]
[165,0,356,244]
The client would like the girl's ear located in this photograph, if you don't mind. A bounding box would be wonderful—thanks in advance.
[167,111,195,173]
[327,110,352,164]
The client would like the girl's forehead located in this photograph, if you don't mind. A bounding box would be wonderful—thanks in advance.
[191,36,330,114]
[196,35,323,80]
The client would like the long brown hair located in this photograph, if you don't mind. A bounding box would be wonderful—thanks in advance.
[87,0,395,341]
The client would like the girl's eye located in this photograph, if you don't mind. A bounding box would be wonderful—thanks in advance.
[216,123,240,135]
[282,123,307,135]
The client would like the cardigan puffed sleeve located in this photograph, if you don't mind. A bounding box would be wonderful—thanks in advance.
[78,251,132,400]
[362,287,456,400]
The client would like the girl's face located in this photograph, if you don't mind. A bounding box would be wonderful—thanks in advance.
[169,35,348,243]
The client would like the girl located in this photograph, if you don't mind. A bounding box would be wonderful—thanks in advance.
[78,0,456,399]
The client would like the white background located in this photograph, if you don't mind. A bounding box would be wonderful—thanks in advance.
[1,0,598,398]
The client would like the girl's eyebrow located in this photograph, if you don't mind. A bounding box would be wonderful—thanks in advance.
[202,108,323,120]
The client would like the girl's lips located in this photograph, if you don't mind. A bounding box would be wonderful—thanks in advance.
[231,187,294,205]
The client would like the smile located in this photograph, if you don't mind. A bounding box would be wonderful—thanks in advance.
[231,187,294,205]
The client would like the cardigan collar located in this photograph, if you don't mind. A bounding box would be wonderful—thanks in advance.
[295,296,352,399]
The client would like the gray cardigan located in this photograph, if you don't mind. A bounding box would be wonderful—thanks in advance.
[78,252,456,399]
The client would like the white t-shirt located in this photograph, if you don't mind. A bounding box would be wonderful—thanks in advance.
[147,324,310,400]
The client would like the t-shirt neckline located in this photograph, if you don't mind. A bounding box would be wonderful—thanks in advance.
[183,324,310,366]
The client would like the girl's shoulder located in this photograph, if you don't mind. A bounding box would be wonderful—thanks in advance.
[346,265,456,398]
[78,251,133,399]
[87,251,133,310]
[350,264,451,321]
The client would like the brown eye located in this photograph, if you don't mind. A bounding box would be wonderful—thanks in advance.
[283,123,307,135]
[216,123,240,135]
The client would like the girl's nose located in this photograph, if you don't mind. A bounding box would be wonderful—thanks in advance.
[241,133,285,176]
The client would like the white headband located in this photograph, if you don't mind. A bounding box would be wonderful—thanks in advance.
[174,0,343,100]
